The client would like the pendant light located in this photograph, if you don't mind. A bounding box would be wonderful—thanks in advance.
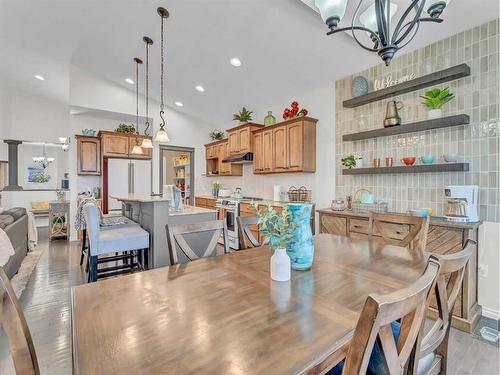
[131,57,144,155]
[154,7,170,143]
[141,36,154,149]
[315,0,449,66]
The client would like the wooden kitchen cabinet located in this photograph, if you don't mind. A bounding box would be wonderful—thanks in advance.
[317,208,482,333]
[227,123,265,156]
[195,196,217,209]
[99,131,152,159]
[76,135,101,176]
[252,117,317,174]
[204,140,242,177]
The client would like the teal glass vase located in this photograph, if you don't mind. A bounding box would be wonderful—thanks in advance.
[286,203,314,270]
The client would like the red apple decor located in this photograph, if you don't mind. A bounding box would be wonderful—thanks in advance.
[283,101,308,120]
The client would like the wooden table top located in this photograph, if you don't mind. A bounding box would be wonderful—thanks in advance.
[71,234,427,375]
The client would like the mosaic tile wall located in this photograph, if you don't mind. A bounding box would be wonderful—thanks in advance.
[335,19,500,222]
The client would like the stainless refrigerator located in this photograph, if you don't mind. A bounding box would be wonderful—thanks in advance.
[107,159,151,212]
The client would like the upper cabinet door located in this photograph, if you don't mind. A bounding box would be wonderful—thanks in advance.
[239,128,251,153]
[228,131,239,155]
[273,126,288,172]
[262,130,273,173]
[102,133,130,157]
[77,136,101,175]
[253,132,263,173]
[287,121,303,171]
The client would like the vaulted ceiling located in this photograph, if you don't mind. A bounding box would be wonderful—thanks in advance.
[0,0,497,126]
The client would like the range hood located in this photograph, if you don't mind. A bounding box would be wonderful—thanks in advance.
[222,152,253,164]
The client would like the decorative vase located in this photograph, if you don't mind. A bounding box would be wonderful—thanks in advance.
[352,76,369,97]
[264,111,276,126]
[212,188,219,197]
[287,203,314,270]
[355,158,364,168]
[427,109,442,120]
[270,248,291,282]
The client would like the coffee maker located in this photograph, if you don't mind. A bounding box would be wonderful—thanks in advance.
[444,185,479,223]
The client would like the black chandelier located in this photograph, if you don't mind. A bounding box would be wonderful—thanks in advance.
[315,0,450,66]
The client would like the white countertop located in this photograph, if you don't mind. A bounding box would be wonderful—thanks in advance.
[169,205,217,216]
[110,193,171,203]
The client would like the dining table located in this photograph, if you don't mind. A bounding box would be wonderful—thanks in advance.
[71,233,428,375]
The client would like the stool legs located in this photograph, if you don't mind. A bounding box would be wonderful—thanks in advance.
[80,228,87,266]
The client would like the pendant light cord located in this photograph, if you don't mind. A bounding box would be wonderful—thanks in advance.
[158,12,166,130]
[136,59,139,135]
[145,40,150,135]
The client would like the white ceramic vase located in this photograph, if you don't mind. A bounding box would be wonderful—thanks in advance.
[427,108,442,120]
[355,158,364,168]
[270,248,291,282]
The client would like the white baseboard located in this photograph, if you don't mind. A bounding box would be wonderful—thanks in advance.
[482,306,500,321]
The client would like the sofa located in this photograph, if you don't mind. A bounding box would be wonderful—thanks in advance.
[0,208,28,279]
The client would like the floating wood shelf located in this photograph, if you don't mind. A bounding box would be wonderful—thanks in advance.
[343,163,469,175]
[343,64,470,108]
[343,114,470,141]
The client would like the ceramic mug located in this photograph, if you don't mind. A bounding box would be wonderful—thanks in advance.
[401,157,416,166]
[420,155,434,164]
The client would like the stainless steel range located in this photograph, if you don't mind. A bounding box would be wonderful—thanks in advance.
[216,197,263,250]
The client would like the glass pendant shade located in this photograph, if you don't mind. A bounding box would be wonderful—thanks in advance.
[154,128,170,143]
[359,2,398,31]
[131,144,144,155]
[141,138,153,149]
[315,0,348,28]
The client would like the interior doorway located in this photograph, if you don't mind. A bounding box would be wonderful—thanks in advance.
[159,145,195,206]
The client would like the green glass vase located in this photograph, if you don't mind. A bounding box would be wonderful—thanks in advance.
[264,111,276,126]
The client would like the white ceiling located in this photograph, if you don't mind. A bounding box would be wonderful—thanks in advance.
[0,0,498,126]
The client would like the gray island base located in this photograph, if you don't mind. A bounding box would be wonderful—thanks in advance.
[111,194,217,268]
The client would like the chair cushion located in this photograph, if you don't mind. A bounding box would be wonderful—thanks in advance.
[0,215,14,230]
[91,226,149,256]
[3,208,27,221]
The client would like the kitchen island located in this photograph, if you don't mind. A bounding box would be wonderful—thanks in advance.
[111,194,217,268]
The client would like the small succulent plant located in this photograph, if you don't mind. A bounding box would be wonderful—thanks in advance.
[420,87,454,109]
[233,107,253,123]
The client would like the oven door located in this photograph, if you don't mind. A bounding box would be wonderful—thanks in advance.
[224,208,237,237]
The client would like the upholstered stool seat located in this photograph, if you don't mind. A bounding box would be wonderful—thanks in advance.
[93,226,149,255]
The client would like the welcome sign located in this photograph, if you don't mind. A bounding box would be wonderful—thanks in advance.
[374,73,416,91]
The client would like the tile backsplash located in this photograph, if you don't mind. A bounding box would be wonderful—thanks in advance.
[335,19,499,222]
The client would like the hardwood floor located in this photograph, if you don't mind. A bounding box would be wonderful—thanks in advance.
[15,231,500,375]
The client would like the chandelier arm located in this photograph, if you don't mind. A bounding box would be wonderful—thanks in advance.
[393,17,442,47]
[327,26,380,52]
[397,19,422,50]
[392,0,426,45]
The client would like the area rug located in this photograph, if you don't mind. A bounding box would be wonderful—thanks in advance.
[11,248,43,297]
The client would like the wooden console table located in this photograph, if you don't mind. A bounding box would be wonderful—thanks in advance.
[317,208,481,333]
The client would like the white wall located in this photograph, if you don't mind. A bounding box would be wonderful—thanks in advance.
[198,83,336,212]
[478,222,500,319]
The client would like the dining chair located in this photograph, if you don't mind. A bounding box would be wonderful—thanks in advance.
[83,204,149,282]
[368,213,430,256]
[0,266,40,375]
[236,215,269,249]
[166,220,229,265]
[413,240,476,375]
[329,255,440,375]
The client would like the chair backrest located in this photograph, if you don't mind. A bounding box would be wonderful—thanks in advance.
[417,240,475,362]
[0,267,39,375]
[82,203,100,256]
[237,215,269,249]
[166,220,229,265]
[342,256,440,375]
[368,213,430,255]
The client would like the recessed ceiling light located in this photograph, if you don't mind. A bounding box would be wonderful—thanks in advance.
[230,58,242,67]
[175,102,184,107]
[34,75,45,81]
[195,85,205,92]
[125,78,134,85]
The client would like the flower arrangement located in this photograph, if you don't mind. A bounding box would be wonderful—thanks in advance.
[209,129,226,141]
[253,204,297,250]
[283,101,308,120]
[233,107,253,123]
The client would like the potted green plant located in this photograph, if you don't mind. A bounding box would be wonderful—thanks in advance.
[253,204,297,281]
[212,181,221,197]
[209,130,226,141]
[420,87,454,119]
[232,107,253,123]
[341,155,363,169]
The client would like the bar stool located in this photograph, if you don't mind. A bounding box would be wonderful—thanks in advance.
[83,203,150,282]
